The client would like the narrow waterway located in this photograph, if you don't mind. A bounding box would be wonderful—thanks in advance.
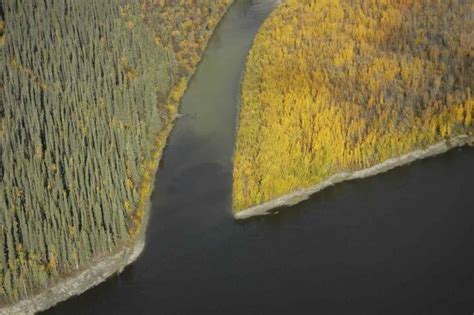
[46,1,474,314]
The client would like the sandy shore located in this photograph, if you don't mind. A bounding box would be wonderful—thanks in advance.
[234,134,473,220]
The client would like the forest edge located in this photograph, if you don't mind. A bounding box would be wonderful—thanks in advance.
[0,2,235,314]
[234,135,474,220]
[0,206,148,315]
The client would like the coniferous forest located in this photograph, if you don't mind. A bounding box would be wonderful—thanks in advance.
[0,0,231,304]
[233,0,473,212]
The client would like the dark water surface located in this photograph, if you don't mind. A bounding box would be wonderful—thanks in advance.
[46,1,474,314]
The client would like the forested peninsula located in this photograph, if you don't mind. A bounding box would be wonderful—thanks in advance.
[0,0,231,313]
[233,0,473,218]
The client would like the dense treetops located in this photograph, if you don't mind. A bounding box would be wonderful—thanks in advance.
[0,0,230,303]
[233,0,473,212]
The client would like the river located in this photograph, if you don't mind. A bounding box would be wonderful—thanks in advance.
[45,0,474,314]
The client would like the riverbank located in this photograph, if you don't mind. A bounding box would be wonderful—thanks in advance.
[0,210,148,315]
[234,134,473,220]
[0,3,235,314]
[0,117,169,315]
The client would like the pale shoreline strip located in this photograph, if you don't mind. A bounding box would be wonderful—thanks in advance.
[0,210,149,315]
[234,135,473,220]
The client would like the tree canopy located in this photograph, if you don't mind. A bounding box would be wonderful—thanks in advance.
[0,0,231,303]
[233,0,473,211]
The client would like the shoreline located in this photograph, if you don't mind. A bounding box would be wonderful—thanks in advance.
[234,134,473,220]
[0,3,236,314]
[0,209,149,315]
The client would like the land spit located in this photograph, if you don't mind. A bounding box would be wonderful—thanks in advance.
[0,3,237,314]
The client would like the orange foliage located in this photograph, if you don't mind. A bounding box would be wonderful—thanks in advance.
[233,0,473,211]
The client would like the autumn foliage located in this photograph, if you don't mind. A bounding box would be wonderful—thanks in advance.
[233,0,473,211]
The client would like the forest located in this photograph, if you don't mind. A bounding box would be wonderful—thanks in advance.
[233,0,473,212]
[0,0,231,303]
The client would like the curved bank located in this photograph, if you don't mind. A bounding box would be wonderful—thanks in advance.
[0,3,235,314]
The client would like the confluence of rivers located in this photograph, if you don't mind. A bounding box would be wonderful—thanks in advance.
[45,1,474,314]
